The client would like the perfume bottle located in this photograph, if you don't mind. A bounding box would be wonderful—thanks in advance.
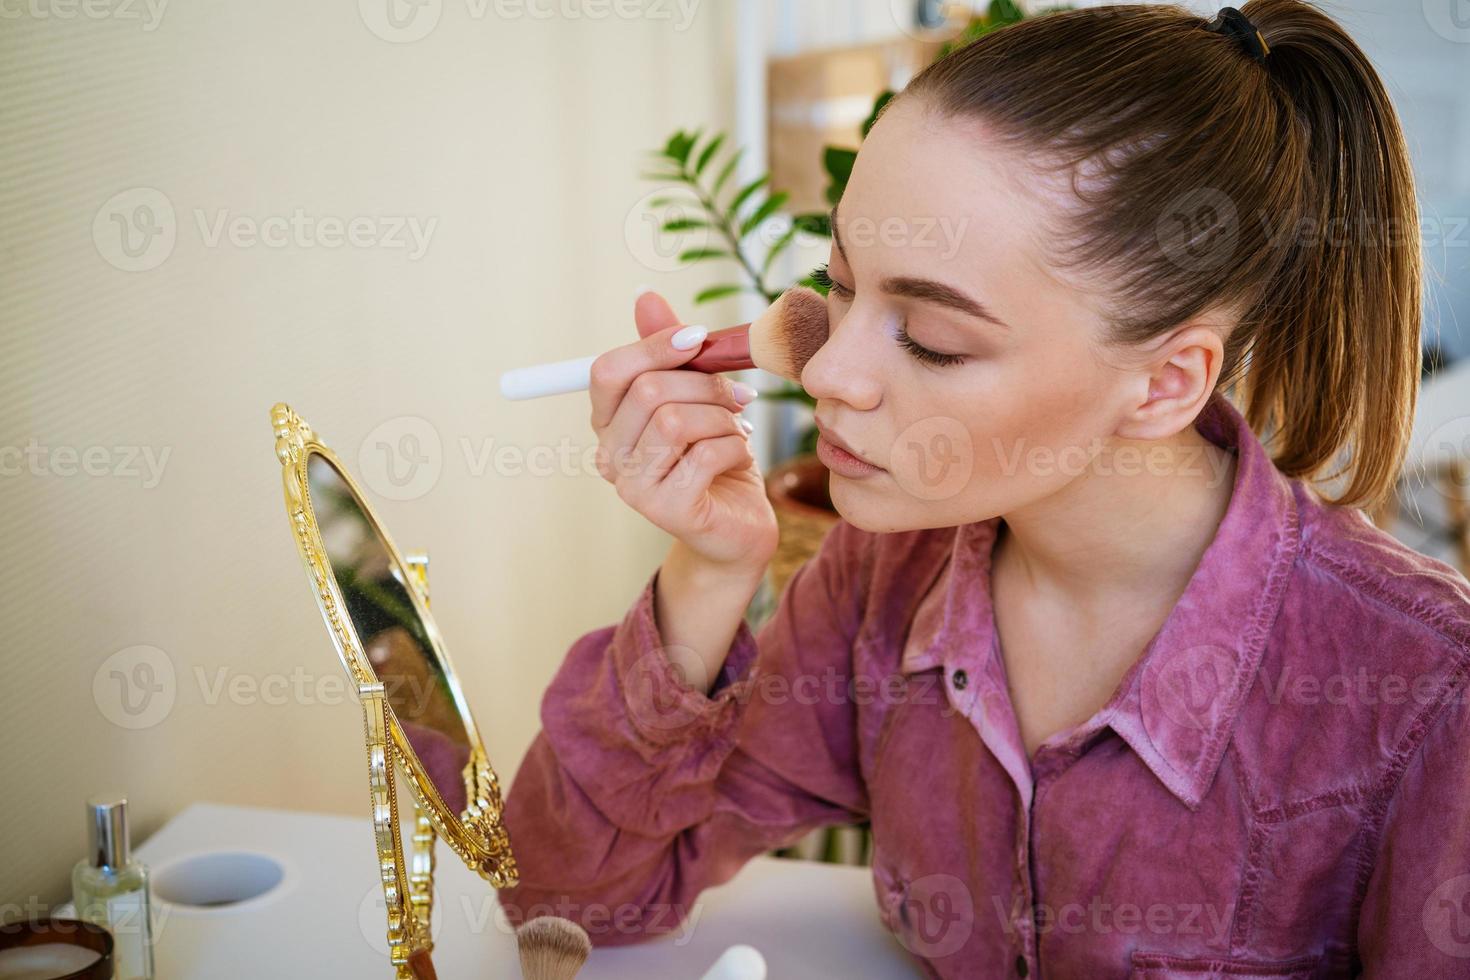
[71,796,155,980]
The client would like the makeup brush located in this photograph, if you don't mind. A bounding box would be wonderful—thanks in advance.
[514,915,591,980]
[499,287,828,400]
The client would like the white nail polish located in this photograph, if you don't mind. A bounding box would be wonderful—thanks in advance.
[671,324,708,350]
[737,417,755,436]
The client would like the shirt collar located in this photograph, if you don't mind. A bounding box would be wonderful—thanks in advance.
[898,391,1302,809]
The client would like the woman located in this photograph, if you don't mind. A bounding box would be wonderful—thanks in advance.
[497,2,1470,975]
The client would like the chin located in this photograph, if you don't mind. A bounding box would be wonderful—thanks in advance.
[830,474,1006,534]
[827,478,924,534]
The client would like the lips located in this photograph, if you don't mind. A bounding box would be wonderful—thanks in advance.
[817,417,882,476]
[814,419,879,468]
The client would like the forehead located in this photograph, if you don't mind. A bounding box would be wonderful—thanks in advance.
[838,99,1044,276]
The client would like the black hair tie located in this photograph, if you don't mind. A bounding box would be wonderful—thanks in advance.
[1204,6,1271,65]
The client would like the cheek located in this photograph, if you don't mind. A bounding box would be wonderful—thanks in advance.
[829,343,1118,528]
[970,361,1117,490]
[886,357,1110,500]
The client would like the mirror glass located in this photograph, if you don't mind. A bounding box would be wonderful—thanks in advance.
[306,452,472,817]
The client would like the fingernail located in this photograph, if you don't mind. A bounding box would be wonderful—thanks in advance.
[634,284,655,303]
[671,324,708,350]
[737,417,755,436]
[732,382,759,405]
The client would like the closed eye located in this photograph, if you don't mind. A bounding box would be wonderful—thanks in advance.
[896,327,965,367]
[808,263,966,368]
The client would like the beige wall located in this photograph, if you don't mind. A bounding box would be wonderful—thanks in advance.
[0,0,738,909]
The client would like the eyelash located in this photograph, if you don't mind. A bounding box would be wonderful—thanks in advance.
[808,263,967,368]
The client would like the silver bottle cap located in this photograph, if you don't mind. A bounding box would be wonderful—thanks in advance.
[85,795,131,870]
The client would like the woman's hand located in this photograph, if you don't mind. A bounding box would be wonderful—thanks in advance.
[588,290,778,576]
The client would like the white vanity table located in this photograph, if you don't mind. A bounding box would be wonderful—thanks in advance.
[125,802,923,978]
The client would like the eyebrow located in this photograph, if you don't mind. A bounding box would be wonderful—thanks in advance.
[829,203,1012,332]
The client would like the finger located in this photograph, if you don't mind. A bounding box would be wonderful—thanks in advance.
[661,434,756,504]
[588,322,708,430]
[634,288,681,339]
[601,370,747,466]
[618,403,750,496]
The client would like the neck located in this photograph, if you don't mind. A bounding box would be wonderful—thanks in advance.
[992,423,1238,618]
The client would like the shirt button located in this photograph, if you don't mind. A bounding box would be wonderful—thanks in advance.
[952,668,969,690]
[1015,954,1029,977]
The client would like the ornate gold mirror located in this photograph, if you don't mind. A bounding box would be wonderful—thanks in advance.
[269,403,517,980]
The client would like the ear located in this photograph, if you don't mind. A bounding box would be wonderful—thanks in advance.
[1113,323,1224,441]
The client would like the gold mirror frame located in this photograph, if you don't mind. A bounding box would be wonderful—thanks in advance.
[270,403,517,978]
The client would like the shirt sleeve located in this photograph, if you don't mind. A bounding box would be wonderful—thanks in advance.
[493,519,874,946]
[1356,668,1470,971]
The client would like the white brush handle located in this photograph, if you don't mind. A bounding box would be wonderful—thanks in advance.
[499,354,599,400]
[697,944,766,980]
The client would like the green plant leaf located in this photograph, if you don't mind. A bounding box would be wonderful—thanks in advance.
[662,129,700,167]
[661,216,710,232]
[760,384,817,404]
[693,133,725,178]
[640,170,686,182]
[740,191,789,238]
[823,147,856,183]
[821,147,857,205]
[989,0,1025,25]
[694,284,750,304]
[727,175,769,219]
[678,247,730,262]
[861,90,894,139]
[792,212,831,238]
[761,225,798,277]
[712,149,744,198]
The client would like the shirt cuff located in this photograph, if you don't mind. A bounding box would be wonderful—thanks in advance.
[611,566,762,748]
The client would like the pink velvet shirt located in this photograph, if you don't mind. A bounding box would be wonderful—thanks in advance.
[496,392,1470,978]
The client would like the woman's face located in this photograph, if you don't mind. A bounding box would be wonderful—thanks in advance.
[802,97,1174,533]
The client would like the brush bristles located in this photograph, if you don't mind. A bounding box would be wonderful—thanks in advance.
[515,915,592,980]
[749,287,829,381]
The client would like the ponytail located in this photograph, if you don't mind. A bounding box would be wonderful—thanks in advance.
[1233,0,1422,510]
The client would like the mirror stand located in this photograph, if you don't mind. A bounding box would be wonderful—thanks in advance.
[360,554,441,980]
[272,402,517,979]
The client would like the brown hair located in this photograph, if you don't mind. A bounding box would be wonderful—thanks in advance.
[897,0,1422,512]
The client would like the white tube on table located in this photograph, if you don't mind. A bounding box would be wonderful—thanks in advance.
[697,944,767,980]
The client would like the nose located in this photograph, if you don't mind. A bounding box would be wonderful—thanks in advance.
[800,305,883,411]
